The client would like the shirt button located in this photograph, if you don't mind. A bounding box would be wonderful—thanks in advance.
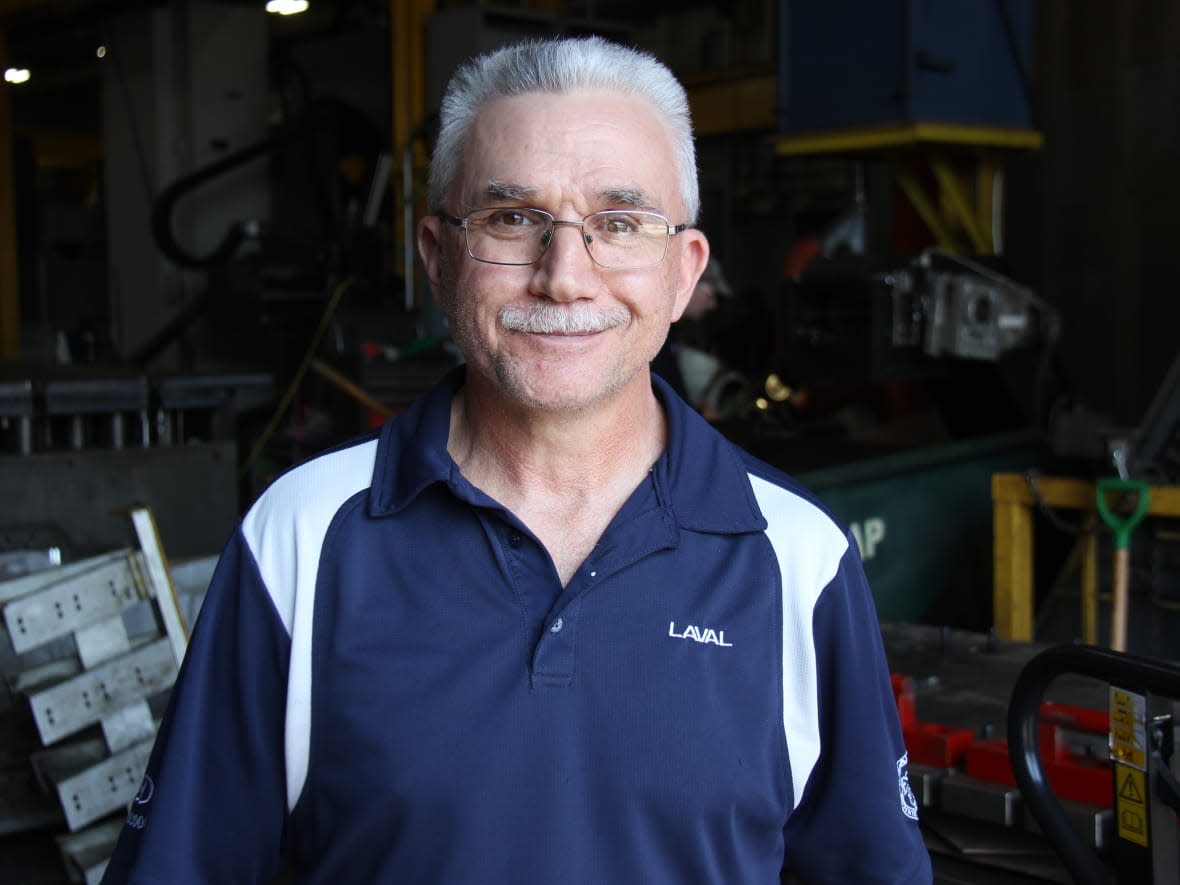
[549,617,564,634]
[508,532,522,547]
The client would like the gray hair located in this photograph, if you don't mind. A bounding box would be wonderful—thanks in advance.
[427,35,699,223]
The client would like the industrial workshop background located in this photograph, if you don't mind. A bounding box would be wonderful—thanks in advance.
[0,2,1178,884]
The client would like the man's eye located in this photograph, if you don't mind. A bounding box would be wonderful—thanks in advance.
[600,215,639,235]
[490,210,534,227]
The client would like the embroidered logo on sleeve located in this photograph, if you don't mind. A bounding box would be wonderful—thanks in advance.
[896,752,920,820]
[125,774,154,830]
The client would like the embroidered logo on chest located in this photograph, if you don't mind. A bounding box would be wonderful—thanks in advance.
[668,621,733,647]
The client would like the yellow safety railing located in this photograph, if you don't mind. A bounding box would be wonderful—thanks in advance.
[992,473,1180,642]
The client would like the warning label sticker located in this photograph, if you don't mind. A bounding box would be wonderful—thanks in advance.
[1110,688,1146,770]
[1115,764,1149,848]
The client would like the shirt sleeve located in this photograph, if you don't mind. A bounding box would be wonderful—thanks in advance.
[782,540,933,885]
[101,528,291,885]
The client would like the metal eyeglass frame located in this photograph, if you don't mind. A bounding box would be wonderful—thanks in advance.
[438,207,690,269]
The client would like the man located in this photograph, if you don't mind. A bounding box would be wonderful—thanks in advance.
[102,36,931,884]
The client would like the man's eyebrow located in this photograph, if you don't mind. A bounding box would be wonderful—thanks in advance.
[484,180,536,203]
[598,186,654,210]
[479,181,657,211]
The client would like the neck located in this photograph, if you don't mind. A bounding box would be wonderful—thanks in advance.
[448,373,666,500]
[448,372,667,586]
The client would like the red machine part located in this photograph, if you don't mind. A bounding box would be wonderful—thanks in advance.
[892,673,977,769]
[892,673,1113,808]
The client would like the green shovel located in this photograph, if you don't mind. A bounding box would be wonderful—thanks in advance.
[1095,478,1150,651]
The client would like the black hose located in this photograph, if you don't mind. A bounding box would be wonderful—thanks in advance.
[150,101,354,270]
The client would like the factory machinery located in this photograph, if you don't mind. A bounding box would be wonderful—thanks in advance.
[880,625,1180,884]
[770,241,1180,883]
[0,369,271,566]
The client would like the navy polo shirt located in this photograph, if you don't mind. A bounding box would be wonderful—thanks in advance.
[102,368,931,884]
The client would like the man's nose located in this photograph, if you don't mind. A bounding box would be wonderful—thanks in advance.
[541,222,593,260]
[532,222,598,299]
[537,222,598,270]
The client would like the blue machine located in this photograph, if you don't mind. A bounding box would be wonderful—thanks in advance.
[778,0,1036,134]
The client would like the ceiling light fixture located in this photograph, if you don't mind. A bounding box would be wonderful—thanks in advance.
[4,68,31,85]
[266,0,309,15]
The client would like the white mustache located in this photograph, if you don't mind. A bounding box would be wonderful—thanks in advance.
[499,303,631,334]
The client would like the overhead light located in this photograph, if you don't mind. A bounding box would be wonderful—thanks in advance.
[266,0,309,14]
[4,68,31,85]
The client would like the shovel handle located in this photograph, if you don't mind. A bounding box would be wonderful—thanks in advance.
[1110,547,1130,652]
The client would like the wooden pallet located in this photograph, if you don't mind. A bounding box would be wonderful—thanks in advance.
[0,507,190,882]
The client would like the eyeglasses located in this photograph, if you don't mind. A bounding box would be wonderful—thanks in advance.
[439,207,689,269]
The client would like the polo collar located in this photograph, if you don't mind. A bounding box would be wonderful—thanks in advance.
[368,366,767,537]
[649,372,767,535]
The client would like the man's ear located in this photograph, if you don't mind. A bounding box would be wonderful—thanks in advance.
[671,231,710,322]
[417,214,445,290]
